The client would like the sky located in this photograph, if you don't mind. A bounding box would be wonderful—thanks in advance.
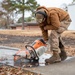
[36,0,73,7]
[0,0,73,6]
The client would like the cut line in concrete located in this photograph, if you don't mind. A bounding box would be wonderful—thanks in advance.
[0,46,20,51]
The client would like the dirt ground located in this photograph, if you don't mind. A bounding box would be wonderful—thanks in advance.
[0,30,75,56]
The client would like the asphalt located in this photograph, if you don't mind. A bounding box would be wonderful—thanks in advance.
[26,57,75,75]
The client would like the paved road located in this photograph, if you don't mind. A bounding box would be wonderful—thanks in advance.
[26,57,75,75]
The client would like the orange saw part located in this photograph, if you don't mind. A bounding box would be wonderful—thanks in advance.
[32,39,46,49]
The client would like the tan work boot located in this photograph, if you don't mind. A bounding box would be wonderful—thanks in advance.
[45,51,61,64]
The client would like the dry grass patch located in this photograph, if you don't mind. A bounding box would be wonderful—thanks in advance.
[0,30,42,36]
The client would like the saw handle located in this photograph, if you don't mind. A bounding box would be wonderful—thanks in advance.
[25,45,39,60]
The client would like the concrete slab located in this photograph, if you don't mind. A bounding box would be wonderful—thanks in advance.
[26,57,75,75]
[0,46,20,66]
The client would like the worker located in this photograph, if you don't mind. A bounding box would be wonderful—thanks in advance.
[35,6,71,64]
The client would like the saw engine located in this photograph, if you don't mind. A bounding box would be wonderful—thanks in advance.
[13,39,46,67]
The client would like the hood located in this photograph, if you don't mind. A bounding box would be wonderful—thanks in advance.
[36,6,50,24]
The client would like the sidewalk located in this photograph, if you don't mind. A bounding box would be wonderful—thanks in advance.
[26,57,75,75]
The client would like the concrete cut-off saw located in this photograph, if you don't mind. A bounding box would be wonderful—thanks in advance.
[13,38,47,68]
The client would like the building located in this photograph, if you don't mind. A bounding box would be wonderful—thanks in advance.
[68,3,75,30]
[60,3,75,30]
[10,22,40,30]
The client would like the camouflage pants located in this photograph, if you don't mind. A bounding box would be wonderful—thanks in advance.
[49,19,71,53]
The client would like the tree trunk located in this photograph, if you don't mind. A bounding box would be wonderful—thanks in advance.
[22,10,25,30]
[7,15,10,29]
[22,0,25,30]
